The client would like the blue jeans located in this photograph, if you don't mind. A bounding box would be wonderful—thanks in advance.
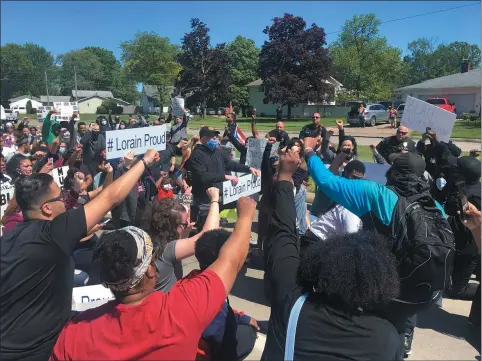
[294,186,307,236]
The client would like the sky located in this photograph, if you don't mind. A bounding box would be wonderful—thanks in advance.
[1,1,480,60]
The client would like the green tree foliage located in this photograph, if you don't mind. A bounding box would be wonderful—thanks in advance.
[329,14,407,101]
[22,43,56,97]
[121,32,180,111]
[101,99,123,114]
[225,36,260,115]
[58,49,104,95]
[26,100,32,114]
[259,13,332,118]
[403,39,481,85]
[176,18,232,118]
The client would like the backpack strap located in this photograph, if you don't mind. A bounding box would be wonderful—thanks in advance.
[284,293,308,361]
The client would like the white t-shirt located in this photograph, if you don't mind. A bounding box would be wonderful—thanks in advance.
[308,204,362,241]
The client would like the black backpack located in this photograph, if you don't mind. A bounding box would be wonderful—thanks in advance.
[388,190,455,304]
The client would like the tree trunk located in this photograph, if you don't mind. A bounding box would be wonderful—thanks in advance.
[242,106,247,117]
[287,104,292,120]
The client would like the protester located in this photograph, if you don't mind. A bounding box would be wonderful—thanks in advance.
[50,197,257,360]
[189,126,259,228]
[187,228,259,360]
[304,137,455,359]
[320,119,358,164]
[374,126,416,164]
[171,112,189,145]
[266,121,290,149]
[5,135,32,163]
[41,109,62,145]
[76,121,87,144]
[302,160,365,250]
[223,112,247,163]
[299,112,326,139]
[0,149,158,361]
[389,105,398,129]
[80,122,106,176]
[262,148,401,360]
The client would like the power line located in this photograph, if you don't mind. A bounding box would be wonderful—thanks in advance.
[325,2,480,36]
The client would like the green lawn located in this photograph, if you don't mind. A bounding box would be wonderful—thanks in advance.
[412,120,481,139]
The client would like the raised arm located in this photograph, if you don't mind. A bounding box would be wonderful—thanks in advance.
[207,197,256,294]
[320,128,336,164]
[83,149,157,232]
[42,110,54,142]
[174,187,220,260]
[251,118,260,139]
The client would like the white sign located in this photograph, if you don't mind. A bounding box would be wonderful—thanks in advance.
[270,142,280,156]
[0,183,15,220]
[174,193,193,205]
[49,166,69,191]
[401,96,456,143]
[72,284,114,311]
[37,106,54,122]
[105,125,167,160]
[1,105,5,120]
[222,173,261,205]
[171,97,185,117]
[246,138,268,170]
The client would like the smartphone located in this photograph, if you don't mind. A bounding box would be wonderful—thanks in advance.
[48,158,54,166]
[101,219,111,226]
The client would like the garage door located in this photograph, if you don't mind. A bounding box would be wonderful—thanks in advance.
[418,94,476,116]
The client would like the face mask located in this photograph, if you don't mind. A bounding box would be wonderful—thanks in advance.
[162,184,173,190]
[175,118,182,124]
[206,139,219,151]
[119,125,126,129]
[436,177,447,191]
[59,147,67,155]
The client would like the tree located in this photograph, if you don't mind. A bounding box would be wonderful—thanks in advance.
[259,14,332,119]
[403,39,481,85]
[121,32,180,112]
[101,99,123,114]
[176,18,232,118]
[329,14,406,101]
[225,36,260,116]
[26,100,32,114]
[111,68,139,104]
[22,43,56,97]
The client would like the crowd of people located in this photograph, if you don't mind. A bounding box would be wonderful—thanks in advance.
[0,106,480,361]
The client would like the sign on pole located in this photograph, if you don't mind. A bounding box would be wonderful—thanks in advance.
[105,125,167,160]
[401,96,456,143]
[72,284,114,311]
[171,97,185,117]
[49,166,69,191]
[246,138,268,170]
[222,173,261,205]
[0,183,15,220]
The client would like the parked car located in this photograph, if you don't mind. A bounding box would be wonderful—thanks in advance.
[206,108,216,115]
[396,103,405,127]
[346,103,389,127]
[5,109,19,123]
[425,98,456,113]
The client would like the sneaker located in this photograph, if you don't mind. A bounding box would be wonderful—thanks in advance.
[404,331,413,358]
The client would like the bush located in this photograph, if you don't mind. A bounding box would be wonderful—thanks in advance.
[115,106,123,114]
[26,100,32,114]
[31,108,37,115]
[134,106,143,114]
[462,113,481,122]
[96,106,107,114]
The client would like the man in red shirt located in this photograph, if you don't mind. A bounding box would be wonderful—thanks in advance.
[50,198,257,361]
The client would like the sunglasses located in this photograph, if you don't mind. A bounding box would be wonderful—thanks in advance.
[312,116,320,119]
[179,222,189,229]
[397,131,408,135]
[41,195,63,209]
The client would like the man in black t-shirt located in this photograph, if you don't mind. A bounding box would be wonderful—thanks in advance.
[375,126,416,164]
[0,149,158,361]
[299,112,326,140]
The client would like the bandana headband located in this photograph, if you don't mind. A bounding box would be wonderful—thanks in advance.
[102,226,153,292]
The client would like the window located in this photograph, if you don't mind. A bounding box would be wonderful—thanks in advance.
[426,99,445,105]
[258,86,265,93]
[379,105,387,111]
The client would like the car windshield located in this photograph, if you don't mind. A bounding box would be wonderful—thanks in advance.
[426,99,446,105]
[398,105,405,111]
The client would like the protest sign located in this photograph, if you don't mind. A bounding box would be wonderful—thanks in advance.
[105,124,167,160]
[246,138,268,170]
[171,97,185,117]
[222,173,261,205]
[1,106,5,120]
[270,142,280,156]
[401,96,456,143]
[362,162,390,184]
[72,284,114,311]
[37,106,54,122]
[174,193,193,206]
[0,183,15,220]
[49,166,69,191]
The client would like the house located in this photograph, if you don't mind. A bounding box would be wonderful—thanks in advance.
[247,77,344,117]
[77,95,133,114]
[40,95,71,106]
[8,95,42,113]
[141,84,172,114]
[395,66,481,116]
[71,90,114,100]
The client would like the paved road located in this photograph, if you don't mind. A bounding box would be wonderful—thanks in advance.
[182,211,480,360]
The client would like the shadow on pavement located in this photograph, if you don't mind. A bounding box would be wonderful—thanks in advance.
[417,304,481,353]
[230,262,270,308]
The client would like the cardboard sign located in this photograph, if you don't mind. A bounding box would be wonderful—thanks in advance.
[174,193,193,205]
[105,125,167,160]
[222,173,261,205]
[49,166,69,191]
[246,138,268,170]
[72,284,114,311]
[0,182,15,220]
[37,106,54,122]
[401,96,456,143]
[171,97,185,117]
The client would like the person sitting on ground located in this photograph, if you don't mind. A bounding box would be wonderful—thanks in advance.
[50,197,257,360]
[183,228,259,361]
[144,188,220,292]
[373,126,416,164]
[262,148,401,360]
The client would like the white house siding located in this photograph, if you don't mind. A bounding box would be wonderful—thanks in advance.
[399,87,481,116]
[10,98,42,113]
[78,96,104,114]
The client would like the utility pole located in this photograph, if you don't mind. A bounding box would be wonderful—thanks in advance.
[44,70,50,106]
[74,66,79,102]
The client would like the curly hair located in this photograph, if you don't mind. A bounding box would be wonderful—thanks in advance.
[63,167,79,191]
[297,231,400,313]
[92,230,137,295]
[195,229,231,270]
[142,198,186,255]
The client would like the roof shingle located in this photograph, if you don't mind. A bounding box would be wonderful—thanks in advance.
[396,68,481,91]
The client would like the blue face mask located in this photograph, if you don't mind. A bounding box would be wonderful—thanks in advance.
[436,177,447,191]
[206,139,219,151]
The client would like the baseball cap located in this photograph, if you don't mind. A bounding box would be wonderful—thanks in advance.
[388,152,426,176]
[457,156,481,183]
[199,126,220,138]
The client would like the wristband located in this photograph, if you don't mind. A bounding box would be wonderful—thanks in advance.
[141,158,148,168]
[211,200,219,204]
